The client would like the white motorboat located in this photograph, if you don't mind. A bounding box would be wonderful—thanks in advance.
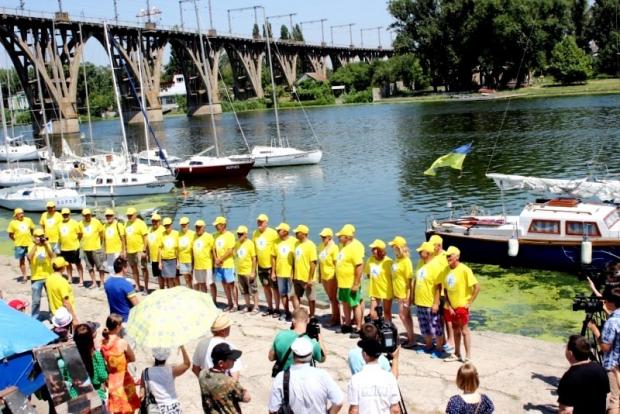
[0,168,51,187]
[0,186,85,211]
[0,136,41,162]
[251,146,323,167]
[66,172,175,197]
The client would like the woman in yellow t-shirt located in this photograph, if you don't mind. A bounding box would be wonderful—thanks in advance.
[389,236,415,348]
[177,217,195,288]
[158,218,179,289]
[318,228,340,326]
[365,239,394,322]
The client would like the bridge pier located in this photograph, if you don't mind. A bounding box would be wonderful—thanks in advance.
[274,49,298,89]
[226,43,265,99]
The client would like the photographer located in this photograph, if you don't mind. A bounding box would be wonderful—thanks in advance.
[268,308,326,375]
[348,323,400,378]
[588,287,620,414]
[27,228,54,320]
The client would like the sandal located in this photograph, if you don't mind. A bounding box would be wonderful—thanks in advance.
[444,354,462,362]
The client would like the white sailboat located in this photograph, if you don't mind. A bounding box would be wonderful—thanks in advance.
[0,136,42,162]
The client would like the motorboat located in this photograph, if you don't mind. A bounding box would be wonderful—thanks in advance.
[0,186,85,211]
[0,168,51,187]
[251,146,323,167]
[174,154,254,180]
[0,136,42,162]
[65,172,175,197]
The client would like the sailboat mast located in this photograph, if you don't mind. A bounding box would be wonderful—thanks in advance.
[137,32,151,165]
[193,0,220,158]
[78,23,95,150]
[263,12,283,148]
[0,83,9,141]
[34,65,55,187]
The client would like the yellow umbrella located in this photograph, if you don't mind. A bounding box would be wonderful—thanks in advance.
[126,286,219,348]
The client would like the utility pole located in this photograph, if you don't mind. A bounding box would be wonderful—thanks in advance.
[227,5,261,35]
[179,0,184,29]
[57,0,63,12]
[330,23,355,47]
[377,26,383,49]
[267,13,298,31]
[113,0,119,24]
[19,0,25,10]
[361,26,383,48]
[207,0,214,33]
[300,18,327,46]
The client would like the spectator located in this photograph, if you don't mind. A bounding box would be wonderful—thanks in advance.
[199,343,250,413]
[7,208,34,282]
[27,228,53,320]
[269,308,326,376]
[347,339,401,414]
[74,323,108,403]
[588,287,620,414]
[51,306,74,342]
[45,257,77,324]
[141,346,190,414]
[268,337,343,414]
[557,335,608,414]
[103,257,139,322]
[445,362,494,414]
[192,314,243,381]
[348,323,399,378]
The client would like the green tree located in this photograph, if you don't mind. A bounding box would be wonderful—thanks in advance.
[589,0,620,75]
[330,62,372,91]
[549,35,593,83]
[162,47,184,84]
[76,63,114,116]
[280,25,290,40]
[252,23,260,39]
[571,0,590,49]
[292,24,304,41]
[263,22,273,39]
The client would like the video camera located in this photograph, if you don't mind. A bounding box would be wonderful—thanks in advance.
[366,306,398,355]
[572,294,604,313]
[306,316,321,340]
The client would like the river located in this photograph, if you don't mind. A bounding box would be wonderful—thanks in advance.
[6,94,620,341]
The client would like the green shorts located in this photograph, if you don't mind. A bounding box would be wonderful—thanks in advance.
[338,287,362,307]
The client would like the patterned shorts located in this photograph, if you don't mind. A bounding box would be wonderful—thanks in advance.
[417,306,443,337]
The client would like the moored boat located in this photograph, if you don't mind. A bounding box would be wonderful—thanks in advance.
[250,146,322,167]
[174,155,254,180]
[0,186,85,211]
[65,172,175,197]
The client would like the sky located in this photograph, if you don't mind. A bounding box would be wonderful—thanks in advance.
[0,0,395,66]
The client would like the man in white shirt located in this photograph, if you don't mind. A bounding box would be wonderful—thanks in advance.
[348,339,401,414]
[191,314,243,381]
[269,337,343,414]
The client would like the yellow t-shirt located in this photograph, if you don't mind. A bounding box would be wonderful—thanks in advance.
[193,233,214,270]
[178,230,195,264]
[365,256,393,299]
[272,237,297,278]
[160,230,179,260]
[414,261,442,307]
[351,238,365,259]
[125,219,148,254]
[80,218,103,251]
[45,272,75,314]
[252,227,279,269]
[147,226,164,261]
[7,218,34,247]
[234,238,256,276]
[294,239,318,283]
[58,219,81,251]
[30,245,52,281]
[40,212,62,243]
[319,241,339,281]
[335,242,364,289]
[392,256,414,300]
[431,251,449,273]
[444,263,479,308]
[104,221,126,254]
[214,231,235,269]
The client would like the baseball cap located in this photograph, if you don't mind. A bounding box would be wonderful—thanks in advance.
[7,299,28,311]
[104,208,115,216]
[210,314,233,332]
[416,241,434,254]
[53,256,67,268]
[195,219,206,227]
[212,216,227,226]
[81,208,92,216]
[336,225,354,237]
[256,213,269,222]
[388,236,407,248]
[13,208,23,216]
[446,246,461,257]
[46,201,55,208]
[357,339,382,358]
[369,239,386,250]
[179,216,190,225]
[275,223,290,232]
[291,337,313,358]
[236,225,248,234]
[211,343,242,365]
[293,224,309,234]
[151,213,161,221]
[319,228,333,237]
[162,217,172,226]
[61,208,70,215]
[126,207,137,215]
[33,228,44,237]
[429,234,443,246]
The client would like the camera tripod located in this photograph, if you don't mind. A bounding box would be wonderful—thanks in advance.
[387,354,409,414]
[580,310,606,363]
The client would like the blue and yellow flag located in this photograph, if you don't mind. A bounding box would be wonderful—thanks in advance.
[424,143,472,176]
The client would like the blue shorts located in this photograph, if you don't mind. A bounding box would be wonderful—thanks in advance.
[14,246,28,260]
[277,277,293,296]
[215,268,235,284]
[179,262,192,275]
[50,243,61,255]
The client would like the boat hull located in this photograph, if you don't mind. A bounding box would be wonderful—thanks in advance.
[77,181,175,197]
[251,147,322,168]
[174,161,254,180]
[0,187,85,211]
[425,230,620,272]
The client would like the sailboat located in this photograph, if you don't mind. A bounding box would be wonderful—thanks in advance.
[250,16,322,168]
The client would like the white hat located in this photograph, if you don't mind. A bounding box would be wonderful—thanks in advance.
[291,337,313,358]
[51,307,73,328]
[152,347,171,361]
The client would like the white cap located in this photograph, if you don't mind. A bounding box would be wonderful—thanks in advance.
[152,347,171,361]
[291,337,313,358]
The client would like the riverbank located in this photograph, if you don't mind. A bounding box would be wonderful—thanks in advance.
[0,256,566,413]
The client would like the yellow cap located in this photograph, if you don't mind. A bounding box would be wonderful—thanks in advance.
[46,201,55,208]
[52,256,67,268]
[126,207,137,215]
[388,236,407,248]
[342,224,356,233]
[104,208,115,216]
[446,246,461,257]
[212,216,227,226]
[319,227,333,237]
[81,208,92,216]
[429,234,443,246]
[256,213,269,222]
[33,228,44,237]
[416,241,435,254]
[336,225,354,237]
[236,225,248,234]
[162,217,172,226]
[13,208,23,216]
[61,208,70,215]
[275,222,290,232]
[151,213,161,221]
[195,219,206,227]
[179,216,190,225]
[293,224,309,234]
[369,239,386,250]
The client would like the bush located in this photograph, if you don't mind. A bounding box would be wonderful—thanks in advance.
[221,99,266,113]
[549,36,592,84]
[294,80,335,104]
[342,89,373,104]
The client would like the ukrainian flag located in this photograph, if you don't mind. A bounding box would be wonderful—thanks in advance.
[424,143,472,176]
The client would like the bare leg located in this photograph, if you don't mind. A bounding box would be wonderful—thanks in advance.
[183,273,192,288]
[353,304,363,330]
[157,275,164,290]
[131,264,141,291]
[142,264,149,291]
[273,286,281,312]
[309,300,316,317]
[291,293,300,311]
[77,263,84,285]
[342,302,352,326]
[462,324,472,359]
[88,269,96,285]
[454,322,463,358]
[98,270,106,285]
[223,282,233,308]
[232,283,239,307]
[383,299,393,321]
[209,283,217,303]
[322,279,340,325]
[399,302,414,346]
[263,284,273,310]
[66,263,74,283]
[369,298,378,320]
[19,257,27,281]
[445,320,455,349]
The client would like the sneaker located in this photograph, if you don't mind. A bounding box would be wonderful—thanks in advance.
[349,330,360,339]
[262,308,273,317]
[444,354,462,362]
[340,325,352,334]
[415,347,433,355]
[273,311,282,319]
[278,313,287,321]
[443,344,455,354]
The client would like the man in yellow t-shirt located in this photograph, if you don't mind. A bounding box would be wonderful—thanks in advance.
[178,217,195,288]
[192,220,214,298]
[319,227,340,327]
[234,225,258,313]
[213,216,237,311]
[413,241,444,354]
[103,210,126,277]
[80,208,105,287]
[253,213,280,317]
[58,208,84,286]
[292,224,318,316]
[443,246,480,362]
[365,239,394,321]
[271,223,297,321]
[146,213,165,289]
[7,208,34,282]
[428,233,453,354]
[335,225,364,337]
[27,228,53,320]
[125,207,148,293]
[40,201,62,254]
[45,257,77,324]
[389,235,415,348]
[158,217,179,289]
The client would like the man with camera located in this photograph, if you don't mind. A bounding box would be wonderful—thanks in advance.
[268,308,326,375]
[588,287,620,414]
[27,228,53,320]
[348,323,400,378]
[268,337,343,414]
